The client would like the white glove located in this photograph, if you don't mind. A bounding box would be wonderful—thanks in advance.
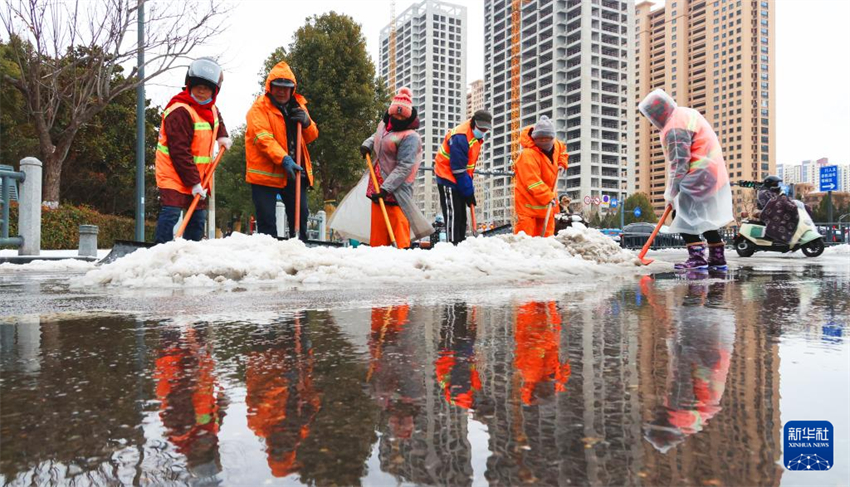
[192,183,207,200]
[217,136,232,151]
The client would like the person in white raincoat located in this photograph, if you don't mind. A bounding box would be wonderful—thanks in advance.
[639,89,734,271]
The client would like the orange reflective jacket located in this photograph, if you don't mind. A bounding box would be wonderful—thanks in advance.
[245,61,318,188]
[155,103,218,194]
[513,126,569,218]
[433,120,483,183]
[514,301,570,405]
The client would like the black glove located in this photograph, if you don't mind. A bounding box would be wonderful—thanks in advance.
[289,107,311,128]
[369,188,390,202]
[464,193,477,207]
[359,143,371,159]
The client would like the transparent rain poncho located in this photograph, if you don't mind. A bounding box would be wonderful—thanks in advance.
[640,89,734,235]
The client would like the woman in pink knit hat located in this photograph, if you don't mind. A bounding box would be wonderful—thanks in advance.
[359,87,434,247]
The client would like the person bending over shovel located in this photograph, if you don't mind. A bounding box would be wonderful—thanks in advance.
[154,58,230,244]
[638,89,734,271]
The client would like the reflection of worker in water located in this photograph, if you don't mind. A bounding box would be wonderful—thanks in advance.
[368,305,424,440]
[155,327,227,478]
[435,303,482,409]
[644,280,735,453]
[245,317,321,477]
[514,301,571,405]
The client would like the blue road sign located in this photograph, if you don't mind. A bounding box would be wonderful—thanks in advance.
[820,165,838,192]
[634,207,642,218]
[611,198,619,208]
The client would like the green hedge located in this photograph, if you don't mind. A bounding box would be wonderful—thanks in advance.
[3,203,155,250]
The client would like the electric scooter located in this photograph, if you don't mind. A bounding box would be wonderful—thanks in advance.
[733,180,824,258]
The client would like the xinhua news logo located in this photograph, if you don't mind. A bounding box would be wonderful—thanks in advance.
[784,421,834,471]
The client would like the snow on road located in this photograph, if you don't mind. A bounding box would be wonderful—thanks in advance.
[70,226,650,288]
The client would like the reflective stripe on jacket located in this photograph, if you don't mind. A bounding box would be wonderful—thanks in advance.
[155,103,218,194]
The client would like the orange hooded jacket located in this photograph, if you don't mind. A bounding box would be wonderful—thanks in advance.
[514,301,570,405]
[245,61,319,188]
[513,126,569,218]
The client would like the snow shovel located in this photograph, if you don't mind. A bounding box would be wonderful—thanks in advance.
[470,204,478,237]
[101,148,228,265]
[637,204,673,265]
[295,123,303,239]
[175,147,227,238]
[541,202,554,237]
[365,153,398,248]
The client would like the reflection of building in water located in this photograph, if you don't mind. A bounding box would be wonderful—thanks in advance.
[245,315,320,478]
[155,326,228,478]
[637,277,783,486]
[369,304,475,486]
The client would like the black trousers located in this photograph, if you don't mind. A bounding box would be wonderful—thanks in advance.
[681,230,722,245]
[251,179,308,241]
[438,184,468,244]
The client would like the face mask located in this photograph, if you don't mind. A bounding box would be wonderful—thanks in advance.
[473,128,487,140]
[191,93,212,105]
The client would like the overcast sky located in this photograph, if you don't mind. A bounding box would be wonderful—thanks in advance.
[145,0,849,168]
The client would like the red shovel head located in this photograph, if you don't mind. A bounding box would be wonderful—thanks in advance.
[636,205,673,266]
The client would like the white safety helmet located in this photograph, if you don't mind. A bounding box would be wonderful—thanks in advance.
[185,57,223,91]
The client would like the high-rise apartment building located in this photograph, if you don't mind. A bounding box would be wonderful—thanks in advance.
[482,0,635,225]
[465,79,489,227]
[466,79,485,118]
[635,0,776,217]
[379,0,468,220]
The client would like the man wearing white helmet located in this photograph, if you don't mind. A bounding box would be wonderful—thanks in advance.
[154,57,231,243]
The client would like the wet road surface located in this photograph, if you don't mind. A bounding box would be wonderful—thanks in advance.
[1,262,848,486]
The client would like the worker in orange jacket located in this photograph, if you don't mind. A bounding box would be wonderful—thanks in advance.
[513,116,569,237]
[245,318,320,477]
[246,61,318,241]
[154,328,227,477]
[154,57,230,244]
[514,301,570,405]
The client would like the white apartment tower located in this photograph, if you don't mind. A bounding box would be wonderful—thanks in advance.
[379,0,468,219]
[483,0,635,224]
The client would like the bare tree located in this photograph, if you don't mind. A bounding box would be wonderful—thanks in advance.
[1,0,227,206]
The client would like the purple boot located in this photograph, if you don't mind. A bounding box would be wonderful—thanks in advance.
[675,243,708,270]
[707,242,727,270]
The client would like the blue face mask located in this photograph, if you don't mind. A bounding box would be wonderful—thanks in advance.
[191,93,212,105]
[473,128,488,140]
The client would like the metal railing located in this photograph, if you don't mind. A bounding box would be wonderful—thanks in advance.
[0,166,25,247]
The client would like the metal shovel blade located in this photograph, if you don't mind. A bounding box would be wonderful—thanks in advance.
[98,240,155,265]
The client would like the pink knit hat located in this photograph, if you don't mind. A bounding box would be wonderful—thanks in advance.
[389,87,413,119]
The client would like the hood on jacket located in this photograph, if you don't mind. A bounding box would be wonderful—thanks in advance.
[519,125,541,150]
[264,61,308,107]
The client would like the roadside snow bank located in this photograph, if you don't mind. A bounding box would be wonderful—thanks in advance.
[74,227,644,288]
[0,259,96,272]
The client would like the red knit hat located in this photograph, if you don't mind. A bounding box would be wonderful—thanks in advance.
[389,87,413,119]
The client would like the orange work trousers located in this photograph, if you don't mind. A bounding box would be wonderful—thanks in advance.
[371,203,410,248]
[515,213,555,238]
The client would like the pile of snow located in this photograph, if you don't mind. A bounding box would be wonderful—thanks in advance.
[556,223,637,263]
[74,227,644,289]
